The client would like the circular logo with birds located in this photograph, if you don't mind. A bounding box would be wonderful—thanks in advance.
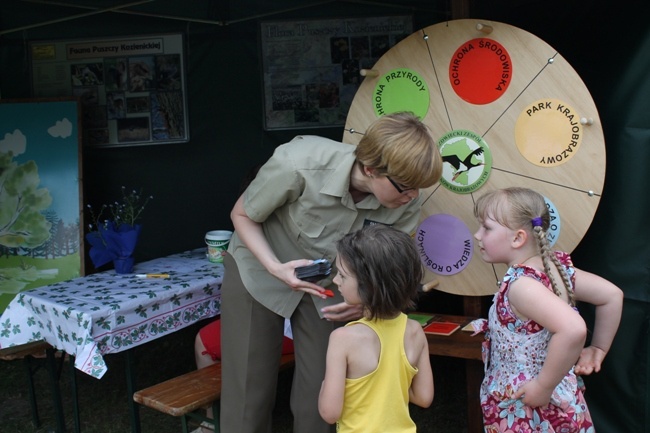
[438,129,492,194]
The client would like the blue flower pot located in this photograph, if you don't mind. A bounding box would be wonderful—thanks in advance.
[114,257,135,274]
[86,222,141,271]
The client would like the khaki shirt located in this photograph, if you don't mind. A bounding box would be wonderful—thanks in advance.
[228,135,423,318]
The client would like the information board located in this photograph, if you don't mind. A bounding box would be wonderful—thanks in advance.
[30,33,188,147]
[261,16,413,130]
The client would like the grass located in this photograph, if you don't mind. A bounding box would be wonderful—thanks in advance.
[0,253,82,312]
[0,320,468,433]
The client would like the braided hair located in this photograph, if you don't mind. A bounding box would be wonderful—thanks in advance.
[474,187,575,306]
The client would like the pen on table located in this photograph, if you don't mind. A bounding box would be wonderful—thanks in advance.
[135,273,170,279]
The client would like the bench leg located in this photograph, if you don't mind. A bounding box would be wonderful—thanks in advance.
[23,355,41,428]
[181,415,190,433]
[182,403,219,433]
[212,399,220,433]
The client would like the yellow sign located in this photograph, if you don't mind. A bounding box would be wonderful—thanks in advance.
[31,44,56,61]
[515,98,583,167]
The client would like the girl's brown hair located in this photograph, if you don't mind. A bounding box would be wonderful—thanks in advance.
[336,224,422,320]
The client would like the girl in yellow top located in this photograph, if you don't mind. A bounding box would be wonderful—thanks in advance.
[319,225,434,432]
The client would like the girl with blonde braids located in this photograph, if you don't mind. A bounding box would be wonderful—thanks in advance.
[472,187,623,432]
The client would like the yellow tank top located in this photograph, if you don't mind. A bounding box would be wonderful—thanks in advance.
[336,313,418,433]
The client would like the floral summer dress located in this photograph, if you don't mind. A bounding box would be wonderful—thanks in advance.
[476,252,594,433]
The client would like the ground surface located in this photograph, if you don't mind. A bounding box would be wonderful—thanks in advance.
[0,320,468,432]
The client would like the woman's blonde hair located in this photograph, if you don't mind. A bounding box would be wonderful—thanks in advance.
[354,112,442,189]
[474,187,575,305]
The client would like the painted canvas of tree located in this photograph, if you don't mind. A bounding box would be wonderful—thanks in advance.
[0,98,82,313]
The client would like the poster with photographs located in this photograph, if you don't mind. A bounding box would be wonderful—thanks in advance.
[29,34,188,147]
[260,16,412,130]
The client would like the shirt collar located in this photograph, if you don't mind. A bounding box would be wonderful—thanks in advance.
[319,151,380,210]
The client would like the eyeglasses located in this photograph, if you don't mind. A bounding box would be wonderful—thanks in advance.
[386,176,415,194]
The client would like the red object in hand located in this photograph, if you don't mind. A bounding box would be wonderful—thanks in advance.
[323,289,334,297]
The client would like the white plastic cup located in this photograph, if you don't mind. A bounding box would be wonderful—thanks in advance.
[205,230,233,263]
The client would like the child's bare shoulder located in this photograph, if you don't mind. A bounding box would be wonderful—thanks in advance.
[405,318,427,339]
[331,321,376,343]
[406,317,424,329]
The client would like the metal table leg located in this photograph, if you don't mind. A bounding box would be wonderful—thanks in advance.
[23,355,42,427]
[69,355,81,433]
[46,347,66,433]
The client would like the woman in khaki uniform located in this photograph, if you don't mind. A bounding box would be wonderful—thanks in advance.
[220,112,443,433]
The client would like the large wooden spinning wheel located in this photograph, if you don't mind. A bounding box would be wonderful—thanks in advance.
[344,19,606,296]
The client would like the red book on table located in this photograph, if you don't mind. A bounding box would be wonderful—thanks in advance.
[423,321,460,336]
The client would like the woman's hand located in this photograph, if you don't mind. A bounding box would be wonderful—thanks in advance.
[269,259,334,300]
[320,302,364,322]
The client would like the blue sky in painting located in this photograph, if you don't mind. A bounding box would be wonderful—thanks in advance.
[0,101,80,224]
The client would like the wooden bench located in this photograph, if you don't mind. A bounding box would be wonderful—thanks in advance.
[0,340,51,361]
[0,341,68,432]
[133,353,295,433]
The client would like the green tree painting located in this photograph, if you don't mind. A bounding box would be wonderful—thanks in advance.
[0,151,53,249]
[0,99,82,313]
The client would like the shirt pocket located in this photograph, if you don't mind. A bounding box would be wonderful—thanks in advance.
[288,208,326,240]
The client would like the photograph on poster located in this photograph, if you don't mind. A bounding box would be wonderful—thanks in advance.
[105,57,128,91]
[117,117,150,143]
[72,86,99,106]
[128,56,155,92]
[156,54,182,90]
[127,96,150,113]
[151,91,185,140]
[30,33,188,147]
[107,92,126,119]
[71,63,104,86]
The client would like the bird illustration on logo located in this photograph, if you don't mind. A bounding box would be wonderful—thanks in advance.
[437,130,492,194]
[442,147,485,181]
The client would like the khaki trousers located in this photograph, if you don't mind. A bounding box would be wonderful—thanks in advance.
[220,253,336,433]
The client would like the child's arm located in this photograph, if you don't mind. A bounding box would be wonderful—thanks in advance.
[509,278,587,407]
[408,324,434,408]
[572,267,623,375]
[318,328,348,424]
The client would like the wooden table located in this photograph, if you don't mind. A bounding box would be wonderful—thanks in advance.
[424,314,484,433]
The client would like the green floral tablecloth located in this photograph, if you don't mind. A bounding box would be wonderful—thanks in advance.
[0,248,222,378]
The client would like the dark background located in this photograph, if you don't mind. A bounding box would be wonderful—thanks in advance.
[1,1,648,431]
